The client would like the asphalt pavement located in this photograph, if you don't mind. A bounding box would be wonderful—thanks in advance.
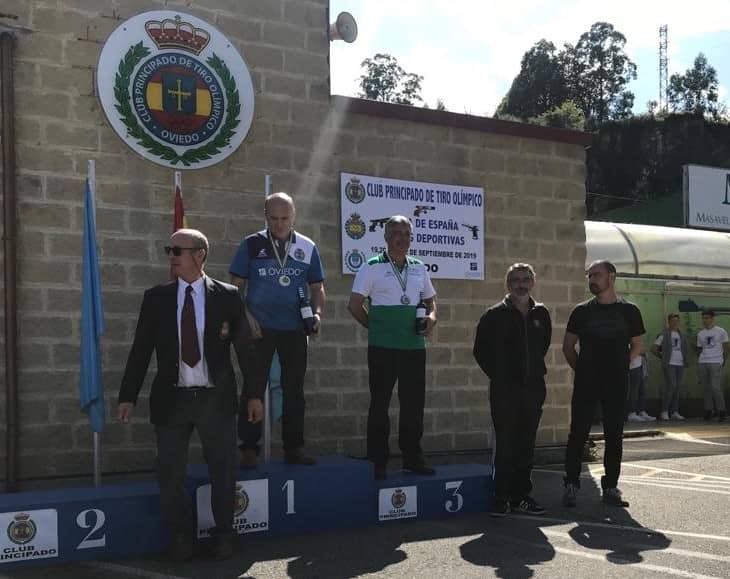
[2,420,728,579]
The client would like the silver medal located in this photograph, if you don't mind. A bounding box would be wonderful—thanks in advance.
[400,294,410,305]
[279,275,291,287]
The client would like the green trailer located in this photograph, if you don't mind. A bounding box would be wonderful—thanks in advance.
[585,221,730,416]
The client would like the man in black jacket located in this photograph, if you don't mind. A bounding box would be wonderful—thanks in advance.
[473,263,551,517]
[118,229,266,561]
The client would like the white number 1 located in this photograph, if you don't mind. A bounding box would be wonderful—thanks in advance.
[282,479,296,514]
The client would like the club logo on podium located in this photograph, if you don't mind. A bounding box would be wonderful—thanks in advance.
[391,489,407,510]
[7,514,36,545]
[97,10,255,169]
[234,484,249,517]
[0,509,59,563]
[378,485,417,521]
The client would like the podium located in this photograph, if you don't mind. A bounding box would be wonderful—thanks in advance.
[0,457,493,568]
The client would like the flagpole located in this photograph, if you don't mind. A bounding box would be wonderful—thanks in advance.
[174,171,181,206]
[263,175,272,464]
[88,159,101,488]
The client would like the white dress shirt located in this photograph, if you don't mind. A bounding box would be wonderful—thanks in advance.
[176,275,211,387]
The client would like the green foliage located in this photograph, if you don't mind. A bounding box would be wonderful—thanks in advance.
[496,40,567,119]
[499,22,636,127]
[532,100,585,130]
[668,53,721,119]
[587,114,730,215]
[358,53,423,105]
[567,22,636,126]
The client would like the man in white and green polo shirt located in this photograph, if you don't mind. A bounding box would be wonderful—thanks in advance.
[348,215,438,480]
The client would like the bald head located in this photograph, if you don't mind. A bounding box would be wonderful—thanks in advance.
[265,192,296,240]
[265,192,295,214]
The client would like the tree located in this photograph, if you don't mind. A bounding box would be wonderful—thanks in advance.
[496,40,567,119]
[567,22,637,126]
[435,98,447,111]
[498,22,637,127]
[668,53,720,119]
[532,100,585,130]
[358,53,423,105]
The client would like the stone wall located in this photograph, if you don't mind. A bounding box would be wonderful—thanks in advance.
[0,0,587,480]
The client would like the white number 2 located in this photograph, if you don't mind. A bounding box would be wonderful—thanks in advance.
[76,508,106,550]
[444,480,464,513]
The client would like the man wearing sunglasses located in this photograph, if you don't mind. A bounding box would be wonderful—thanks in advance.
[229,192,326,468]
[118,228,265,562]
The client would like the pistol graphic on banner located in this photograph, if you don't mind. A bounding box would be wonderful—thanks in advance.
[369,217,390,232]
[461,224,479,240]
[413,205,436,217]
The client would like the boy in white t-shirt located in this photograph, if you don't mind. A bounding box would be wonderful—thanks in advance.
[651,313,689,420]
[696,310,728,422]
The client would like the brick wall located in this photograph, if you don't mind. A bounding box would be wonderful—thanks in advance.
[0,0,587,480]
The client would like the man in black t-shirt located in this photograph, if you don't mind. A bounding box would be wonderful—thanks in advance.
[562,260,645,508]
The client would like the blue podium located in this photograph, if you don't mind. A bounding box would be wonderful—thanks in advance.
[0,457,493,568]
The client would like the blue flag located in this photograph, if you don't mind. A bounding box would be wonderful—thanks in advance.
[80,178,105,432]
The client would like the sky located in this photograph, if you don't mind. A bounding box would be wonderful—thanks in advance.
[329,0,730,117]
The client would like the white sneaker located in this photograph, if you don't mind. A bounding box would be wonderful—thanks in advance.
[627,412,643,423]
[660,411,670,421]
[638,411,656,421]
[670,412,685,420]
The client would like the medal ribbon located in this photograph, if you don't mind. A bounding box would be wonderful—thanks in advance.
[387,253,409,300]
[268,230,293,271]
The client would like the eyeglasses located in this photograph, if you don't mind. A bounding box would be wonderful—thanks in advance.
[164,246,201,256]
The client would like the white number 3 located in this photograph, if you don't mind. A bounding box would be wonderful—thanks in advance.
[444,480,464,513]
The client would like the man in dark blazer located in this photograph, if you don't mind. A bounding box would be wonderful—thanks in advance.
[118,228,265,562]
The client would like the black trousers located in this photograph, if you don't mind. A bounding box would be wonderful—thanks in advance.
[490,378,546,501]
[367,346,426,466]
[239,328,307,453]
[564,369,628,490]
[155,388,236,538]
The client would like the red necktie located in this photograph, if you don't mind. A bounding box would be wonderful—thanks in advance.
[181,285,201,368]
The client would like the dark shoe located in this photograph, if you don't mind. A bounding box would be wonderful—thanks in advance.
[403,461,435,475]
[511,496,546,516]
[285,447,317,465]
[168,533,194,562]
[240,448,258,469]
[374,464,387,480]
[489,497,510,518]
[704,411,714,421]
[562,483,578,507]
[212,536,234,561]
[602,487,629,507]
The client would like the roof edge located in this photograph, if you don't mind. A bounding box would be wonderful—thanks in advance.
[331,95,593,147]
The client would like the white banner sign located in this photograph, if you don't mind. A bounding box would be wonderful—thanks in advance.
[196,479,268,537]
[341,173,485,279]
[684,164,730,231]
[378,486,418,521]
[0,509,58,563]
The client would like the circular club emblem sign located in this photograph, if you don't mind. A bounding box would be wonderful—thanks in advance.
[97,11,254,169]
